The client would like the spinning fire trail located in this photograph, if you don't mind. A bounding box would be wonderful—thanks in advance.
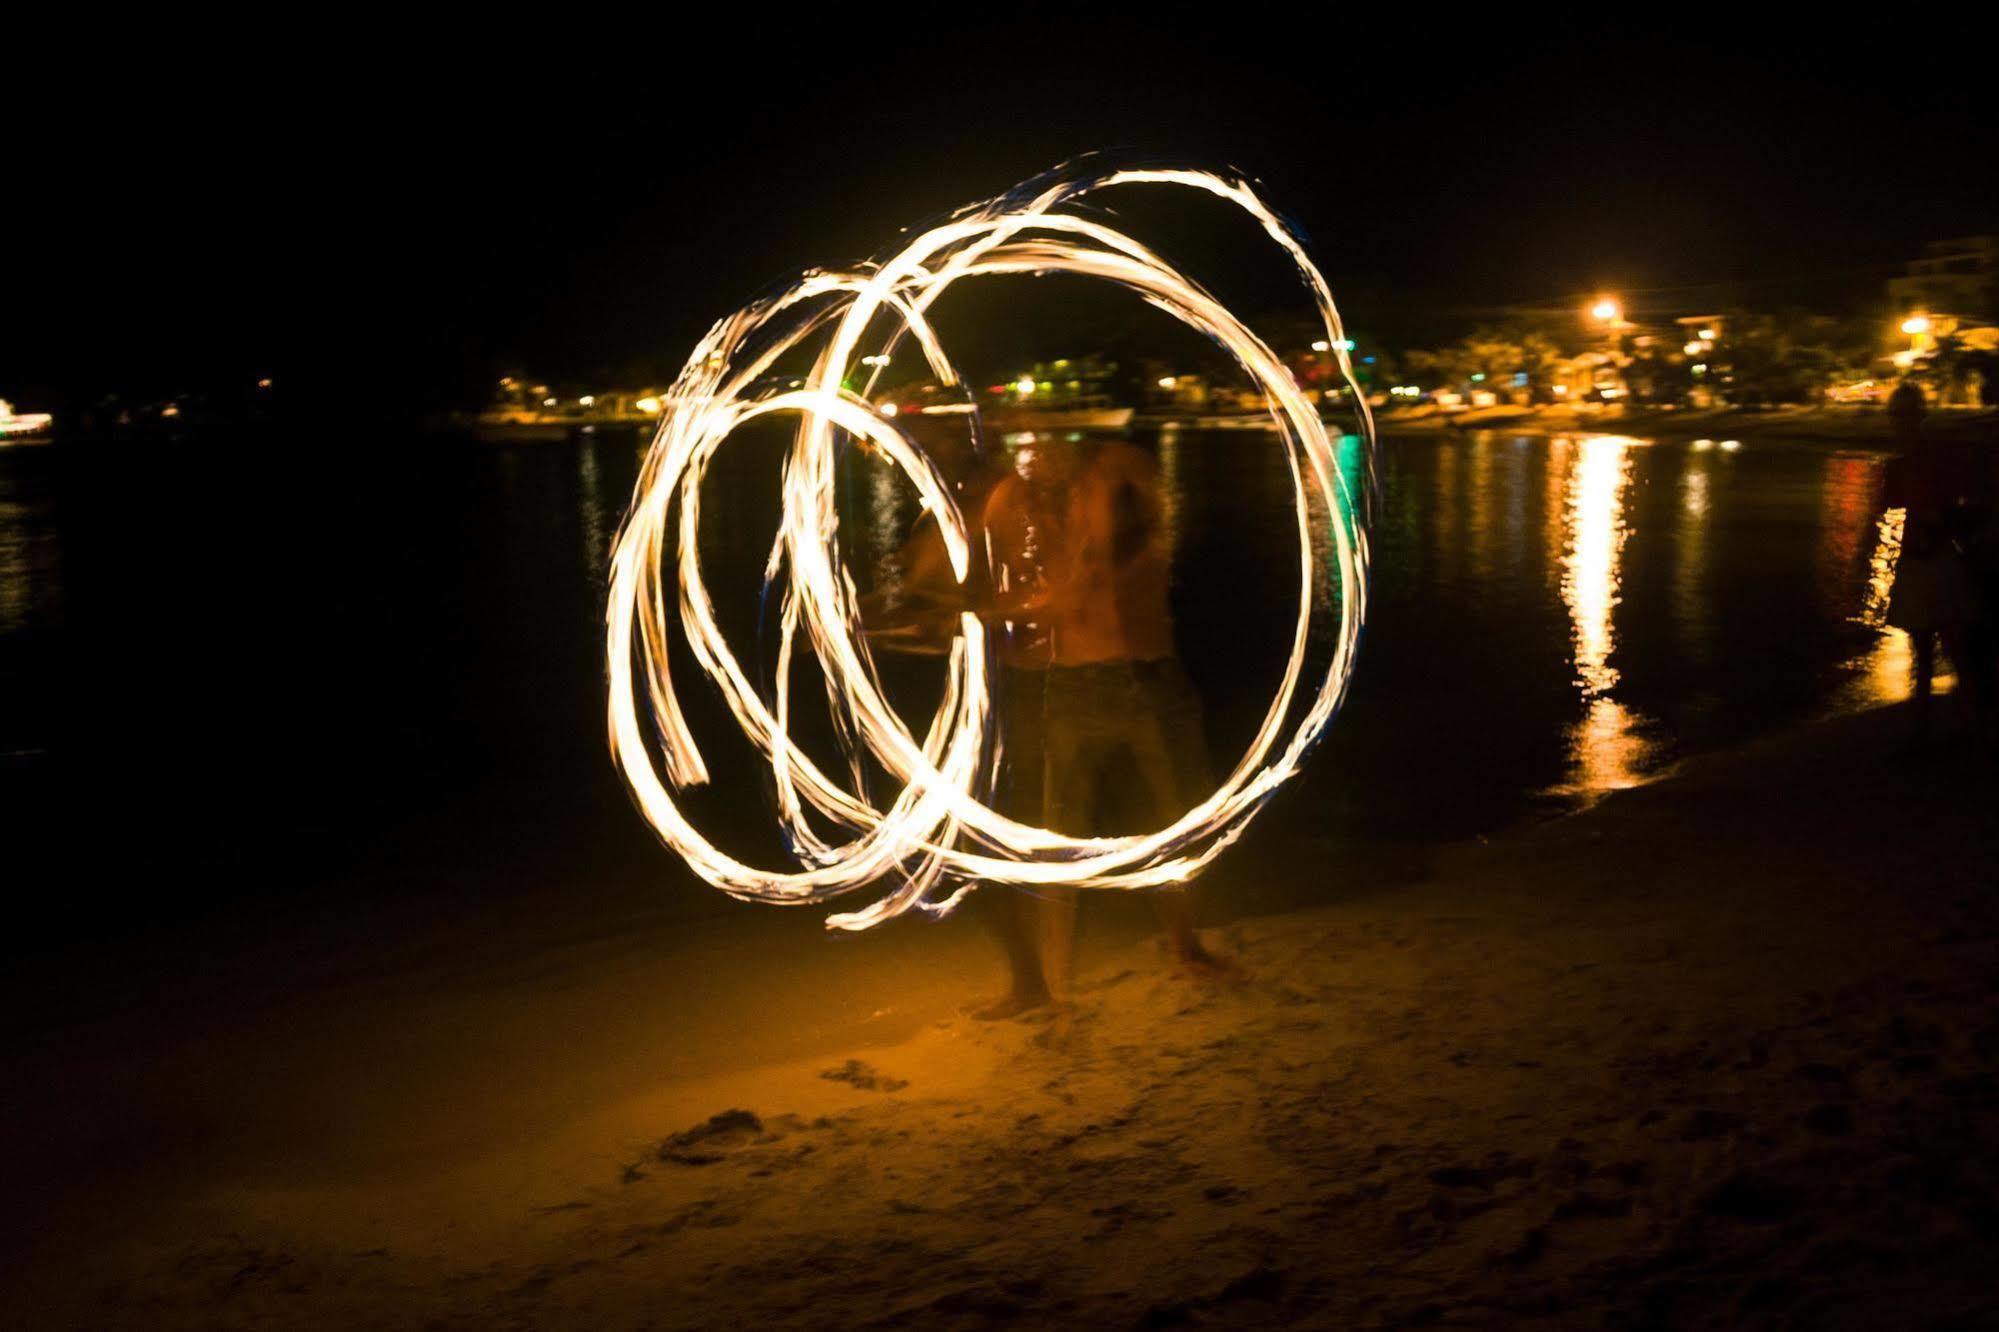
[606,163,1374,930]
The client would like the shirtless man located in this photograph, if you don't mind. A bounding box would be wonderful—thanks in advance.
[868,430,1235,1018]
[977,434,1237,1016]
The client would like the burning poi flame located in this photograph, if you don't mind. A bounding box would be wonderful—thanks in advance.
[607,162,1374,930]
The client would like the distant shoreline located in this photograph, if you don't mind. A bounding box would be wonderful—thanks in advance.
[26,406,1990,452]
[1369,403,1999,450]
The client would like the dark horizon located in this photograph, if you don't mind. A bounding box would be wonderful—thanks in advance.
[11,17,1995,410]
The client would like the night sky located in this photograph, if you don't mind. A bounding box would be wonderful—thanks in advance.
[13,16,1996,409]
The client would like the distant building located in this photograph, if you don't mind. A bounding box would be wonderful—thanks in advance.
[1673,314,1725,342]
[1673,316,1725,407]
[1887,236,1998,321]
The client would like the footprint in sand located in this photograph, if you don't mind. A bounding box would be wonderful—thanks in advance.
[820,1059,909,1092]
[656,1108,767,1165]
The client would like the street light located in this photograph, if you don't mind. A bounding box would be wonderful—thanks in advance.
[1901,313,1935,362]
[1587,297,1626,403]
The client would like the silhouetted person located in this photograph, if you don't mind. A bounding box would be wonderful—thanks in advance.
[1879,381,1983,730]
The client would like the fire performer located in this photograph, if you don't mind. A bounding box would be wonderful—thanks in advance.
[974,435,1240,1017]
[866,431,1238,1017]
[607,165,1372,939]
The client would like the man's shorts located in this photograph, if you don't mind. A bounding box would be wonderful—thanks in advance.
[1034,659,1211,838]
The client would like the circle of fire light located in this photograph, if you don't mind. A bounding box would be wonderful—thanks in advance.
[606,163,1374,930]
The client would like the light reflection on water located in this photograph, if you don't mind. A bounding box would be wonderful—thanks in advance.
[1848,506,1920,707]
[1674,448,1714,671]
[0,463,63,765]
[0,478,59,641]
[818,426,1910,807]
[577,436,612,574]
[1562,436,1635,700]
[1557,435,1651,794]
[1243,429,1904,811]
[1859,507,1904,628]
[0,426,1922,868]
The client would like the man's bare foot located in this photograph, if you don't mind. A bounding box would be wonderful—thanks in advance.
[1174,944,1247,986]
[966,988,1052,1021]
[1030,1002,1078,1049]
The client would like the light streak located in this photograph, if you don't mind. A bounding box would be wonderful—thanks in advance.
[0,400,53,438]
[604,162,1374,929]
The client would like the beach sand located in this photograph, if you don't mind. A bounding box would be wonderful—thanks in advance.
[9,702,1999,1329]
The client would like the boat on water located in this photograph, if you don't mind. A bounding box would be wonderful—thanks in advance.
[468,381,684,443]
[887,369,1133,434]
[0,399,53,444]
[982,402,1134,432]
[471,412,573,444]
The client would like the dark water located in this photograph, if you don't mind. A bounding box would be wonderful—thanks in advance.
[0,427,1905,949]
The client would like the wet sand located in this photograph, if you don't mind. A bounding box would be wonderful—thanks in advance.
[9,700,1999,1329]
